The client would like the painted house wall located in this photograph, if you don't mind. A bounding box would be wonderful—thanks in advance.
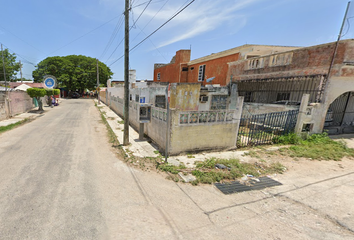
[187,53,240,86]
[169,83,200,111]
[154,45,300,86]
[153,50,191,83]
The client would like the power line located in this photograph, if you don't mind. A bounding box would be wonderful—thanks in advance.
[131,0,170,43]
[131,0,168,9]
[105,0,152,62]
[0,42,37,66]
[44,14,122,57]
[109,0,195,67]
[131,0,153,28]
[0,25,44,54]
[135,23,168,62]
[99,14,125,59]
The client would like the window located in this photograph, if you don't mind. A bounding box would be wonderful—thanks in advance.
[198,65,206,81]
[135,94,139,102]
[129,94,132,101]
[157,73,161,81]
[269,53,293,67]
[182,67,188,71]
[190,67,194,70]
[200,95,208,103]
[248,58,264,70]
[155,95,166,108]
[211,95,227,110]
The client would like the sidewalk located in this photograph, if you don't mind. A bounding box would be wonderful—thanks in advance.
[95,100,257,168]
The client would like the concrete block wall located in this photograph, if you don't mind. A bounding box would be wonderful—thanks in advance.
[168,110,238,155]
[0,93,7,120]
[8,91,33,116]
[242,103,299,117]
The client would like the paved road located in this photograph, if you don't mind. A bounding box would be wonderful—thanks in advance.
[0,99,353,239]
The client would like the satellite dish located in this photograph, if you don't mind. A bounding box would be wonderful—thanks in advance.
[206,77,215,83]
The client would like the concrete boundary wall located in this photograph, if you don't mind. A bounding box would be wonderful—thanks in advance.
[242,102,299,117]
[8,91,33,116]
[0,91,34,120]
[100,89,243,155]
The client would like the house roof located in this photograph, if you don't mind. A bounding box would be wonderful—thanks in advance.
[14,84,32,91]
[9,82,45,88]
[188,44,301,65]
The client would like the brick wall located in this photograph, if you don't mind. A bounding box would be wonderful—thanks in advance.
[187,52,240,85]
[154,50,191,83]
[228,40,354,81]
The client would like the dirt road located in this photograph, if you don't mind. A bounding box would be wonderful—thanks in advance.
[0,99,353,239]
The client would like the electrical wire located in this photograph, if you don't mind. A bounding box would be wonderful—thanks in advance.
[131,0,170,43]
[44,14,122,57]
[0,42,37,67]
[99,14,125,59]
[131,0,153,29]
[0,25,43,54]
[109,0,195,67]
[105,0,169,63]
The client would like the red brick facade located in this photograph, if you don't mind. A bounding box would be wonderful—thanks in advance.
[153,49,239,86]
[153,45,300,86]
[227,40,354,82]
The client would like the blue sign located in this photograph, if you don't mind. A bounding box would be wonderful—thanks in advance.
[44,77,56,88]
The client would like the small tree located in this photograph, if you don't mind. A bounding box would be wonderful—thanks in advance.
[27,88,46,111]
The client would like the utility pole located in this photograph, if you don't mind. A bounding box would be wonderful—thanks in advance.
[1,44,10,118]
[1,44,7,91]
[123,0,130,146]
[96,58,100,104]
[327,1,351,80]
[19,60,23,83]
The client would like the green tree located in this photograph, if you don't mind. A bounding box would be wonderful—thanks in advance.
[26,88,47,111]
[0,48,21,82]
[32,55,113,92]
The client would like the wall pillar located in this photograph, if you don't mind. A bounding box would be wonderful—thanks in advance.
[294,94,310,134]
[234,96,244,147]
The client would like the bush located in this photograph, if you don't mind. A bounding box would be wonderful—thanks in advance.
[273,133,302,144]
[26,88,46,98]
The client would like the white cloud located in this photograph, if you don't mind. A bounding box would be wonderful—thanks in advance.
[131,0,261,48]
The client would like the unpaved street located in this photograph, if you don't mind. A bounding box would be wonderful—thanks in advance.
[0,99,353,239]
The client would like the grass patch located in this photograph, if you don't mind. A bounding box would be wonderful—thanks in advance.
[274,133,354,161]
[0,118,31,133]
[118,120,124,124]
[192,157,285,185]
[158,163,186,174]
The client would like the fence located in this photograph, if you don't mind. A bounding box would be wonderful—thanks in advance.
[238,110,299,147]
[237,75,326,104]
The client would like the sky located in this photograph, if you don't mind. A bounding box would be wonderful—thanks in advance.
[0,0,353,81]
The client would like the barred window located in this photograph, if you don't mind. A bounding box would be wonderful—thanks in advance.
[155,95,166,108]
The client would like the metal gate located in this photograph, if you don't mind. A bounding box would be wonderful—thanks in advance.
[237,110,299,147]
[324,92,354,135]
